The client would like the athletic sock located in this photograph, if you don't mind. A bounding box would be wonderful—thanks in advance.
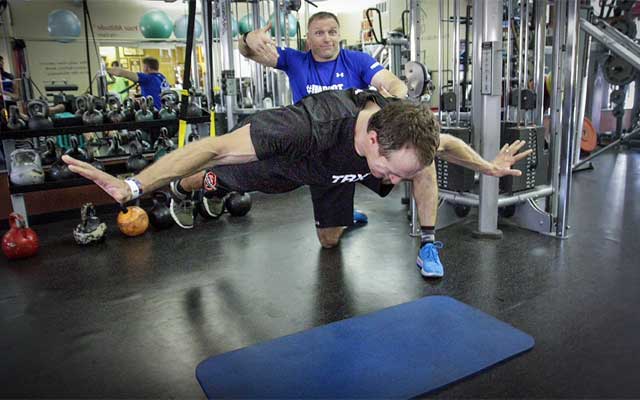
[420,226,435,247]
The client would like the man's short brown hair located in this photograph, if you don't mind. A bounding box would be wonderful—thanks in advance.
[142,57,159,71]
[307,12,340,29]
[367,100,440,167]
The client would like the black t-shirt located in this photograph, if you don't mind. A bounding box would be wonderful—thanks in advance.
[244,89,392,188]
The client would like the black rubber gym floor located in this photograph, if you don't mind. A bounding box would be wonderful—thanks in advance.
[0,149,638,398]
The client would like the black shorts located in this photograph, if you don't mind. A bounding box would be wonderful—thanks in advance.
[309,177,393,228]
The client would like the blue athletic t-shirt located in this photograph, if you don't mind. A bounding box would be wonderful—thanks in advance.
[137,72,170,109]
[275,48,384,103]
[2,70,15,94]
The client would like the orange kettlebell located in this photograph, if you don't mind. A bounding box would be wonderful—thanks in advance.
[2,213,39,260]
[117,206,149,237]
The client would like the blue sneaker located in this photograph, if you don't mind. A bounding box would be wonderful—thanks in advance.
[353,209,368,225]
[417,242,444,278]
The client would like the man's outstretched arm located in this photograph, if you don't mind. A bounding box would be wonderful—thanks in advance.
[62,125,257,203]
[437,134,532,177]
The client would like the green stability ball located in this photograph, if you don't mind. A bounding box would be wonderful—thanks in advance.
[238,14,267,35]
[48,9,81,43]
[174,15,202,39]
[269,13,298,37]
[212,16,238,38]
[139,9,173,39]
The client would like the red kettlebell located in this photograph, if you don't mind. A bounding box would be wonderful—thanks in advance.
[2,213,39,260]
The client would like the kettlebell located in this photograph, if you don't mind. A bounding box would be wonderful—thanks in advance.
[2,213,39,260]
[135,98,154,122]
[225,192,252,217]
[122,98,136,122]
[126,140,149,173]
[73,203,107,245]
[134,129,152,151]
[117,206,149,237]
[49,156,77,181]
[7,105,26,130]
[159,90,178,120]
[153,127,174,161]
[146,95,159,118]
[82,96,104,125]
[75,95,88,117]
[27,100,53,130]
[41,138,59,165]
[107,134,127,156]
[186,94,203,118]
[64,136,88,162]
[148,191,173,230]
[105,94,125,123]
[9,148,45,186]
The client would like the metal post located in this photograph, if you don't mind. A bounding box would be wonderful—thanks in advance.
[505,0,512,121]
[453,0,460,124]
[548,0,565,218]
[533,0,547,126]
[474,0,503,238]
[220,0,236,127]
[251,1,265,106]
[573,9,592,164]
[438,0,443,124]
[273,0,287,106]
[201,0,214,109]
[409,0,421,237]
[556,0,579,238]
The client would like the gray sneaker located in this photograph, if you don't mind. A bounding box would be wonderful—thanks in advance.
[198,195,225,219]
[169,197,195,229]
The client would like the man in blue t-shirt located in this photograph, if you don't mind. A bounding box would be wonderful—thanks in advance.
[1,55,17,105]
[107,57,169,109]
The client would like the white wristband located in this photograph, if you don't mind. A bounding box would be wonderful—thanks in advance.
[125,178,142,200]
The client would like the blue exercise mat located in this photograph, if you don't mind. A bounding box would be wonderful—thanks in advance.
[196,296,534,398]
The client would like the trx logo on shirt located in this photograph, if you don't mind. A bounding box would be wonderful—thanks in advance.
[336,72,344,78]
[331,173,370,184]
[306,83,345,95]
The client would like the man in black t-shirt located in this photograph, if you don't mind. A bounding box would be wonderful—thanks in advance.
[62,89,530,273]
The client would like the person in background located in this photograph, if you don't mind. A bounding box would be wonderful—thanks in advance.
[107,57,169,109]
[107,60,131,102]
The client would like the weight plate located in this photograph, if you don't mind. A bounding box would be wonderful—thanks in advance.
[603,55,636,86]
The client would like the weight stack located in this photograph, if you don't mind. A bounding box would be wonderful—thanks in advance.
[436,126,474,192]
[499,123,549,193]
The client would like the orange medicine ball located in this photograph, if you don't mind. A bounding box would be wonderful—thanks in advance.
[117,206,149,237]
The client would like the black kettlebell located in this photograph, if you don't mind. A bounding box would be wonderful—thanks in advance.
[82,96,104,125]
[41,138,59,165]
[122,98,135,122]
[64,136,88,162]
[148,191,173,230]
[7,105,26,130]
[49,155,76,181]
[225,192,252,217]
[107,134,127,156]
[27,99,53,130]
[75,95,88,117]
[126,140,149,173]
[106,94,125,123]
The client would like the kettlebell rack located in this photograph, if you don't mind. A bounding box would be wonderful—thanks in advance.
[1,115,211,225]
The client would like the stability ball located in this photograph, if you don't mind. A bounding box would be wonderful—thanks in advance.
[174,15,203,39]
[48,9,81,42]
[238,14,267,35]
[139,9,173,39]
[269,13,298,37]
[212,16,238,38]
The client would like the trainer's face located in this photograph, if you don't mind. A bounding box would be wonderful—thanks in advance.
[368,145,424,185]
[307,17,340,61]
